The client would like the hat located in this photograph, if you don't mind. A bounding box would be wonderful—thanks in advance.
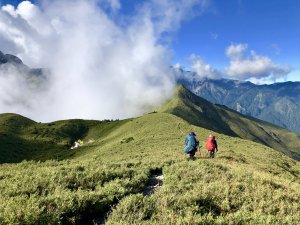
[208,134,214,138]
[190,132,196,136]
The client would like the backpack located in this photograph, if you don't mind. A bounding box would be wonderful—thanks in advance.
[184,135,198,153]
[206,138,216,151]
[194,139,199,149]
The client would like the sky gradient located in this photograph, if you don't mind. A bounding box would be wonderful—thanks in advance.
[1,0,299,82]
[172,0,300,82]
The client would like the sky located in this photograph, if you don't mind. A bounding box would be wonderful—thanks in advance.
[0,0,299,121]
[172,0,300,82]
[1,0,299,82]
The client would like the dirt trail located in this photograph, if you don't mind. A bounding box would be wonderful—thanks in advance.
[143,169,164,196]
[94,169,164,224]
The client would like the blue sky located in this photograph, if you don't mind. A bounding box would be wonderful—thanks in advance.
[1,0,299,82]
[172,0,300,80]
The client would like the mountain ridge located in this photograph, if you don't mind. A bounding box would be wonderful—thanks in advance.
[177,74,300,134]
[159,85,300,160]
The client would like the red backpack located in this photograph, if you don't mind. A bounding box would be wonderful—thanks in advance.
[206,138,216,151]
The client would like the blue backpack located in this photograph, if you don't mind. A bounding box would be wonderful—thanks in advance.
[184,135,198,153]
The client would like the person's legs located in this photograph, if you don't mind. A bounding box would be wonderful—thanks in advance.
[189,149,196,160]
[209,150,215,158]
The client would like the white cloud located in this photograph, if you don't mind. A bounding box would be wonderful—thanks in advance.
[225,43,291,81]
[0,0,207,122]
[173,63,181,69]
[1,4,17,17]
[190,54,222,79]
[225,43,248,60]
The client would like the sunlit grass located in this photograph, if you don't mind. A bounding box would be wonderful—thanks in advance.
[0,112,299,224]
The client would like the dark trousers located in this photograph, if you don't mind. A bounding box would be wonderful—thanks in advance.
[208,150,215,158]
[189,149,196,159]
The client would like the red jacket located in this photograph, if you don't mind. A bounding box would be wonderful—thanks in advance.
[206,137,217,151]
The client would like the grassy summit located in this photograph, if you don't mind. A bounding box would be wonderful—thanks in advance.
[0,86,299,224]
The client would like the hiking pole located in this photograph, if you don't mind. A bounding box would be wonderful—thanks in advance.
[198,146,202,158]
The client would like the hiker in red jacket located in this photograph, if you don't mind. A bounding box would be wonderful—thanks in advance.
[206,134,218,158]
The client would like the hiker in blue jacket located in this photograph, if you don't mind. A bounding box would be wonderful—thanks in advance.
[184,132,199,160]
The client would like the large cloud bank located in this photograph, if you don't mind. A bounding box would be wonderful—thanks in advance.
[0,0,206,122]
[225,43,291,81]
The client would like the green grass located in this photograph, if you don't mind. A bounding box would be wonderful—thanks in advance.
[0,86,300,224]
[0,113,126,163]
[159,85,300,160]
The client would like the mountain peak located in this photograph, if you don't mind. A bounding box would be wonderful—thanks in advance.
[0,51,23,65]
[0,51,5,63]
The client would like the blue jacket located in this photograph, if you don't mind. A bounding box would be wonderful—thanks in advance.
[184,134,198,153]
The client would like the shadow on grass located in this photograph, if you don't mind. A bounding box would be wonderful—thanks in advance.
[195,197,222,216]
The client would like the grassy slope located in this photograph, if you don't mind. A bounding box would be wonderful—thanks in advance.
[0,89,300,224]
[159,85,300,160]
[0,113,126,163]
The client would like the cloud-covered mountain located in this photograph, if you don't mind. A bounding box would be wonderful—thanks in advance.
[177,72,300,134]
[0,50,47,76]
[0,51,49,118]
[0,51,23,65]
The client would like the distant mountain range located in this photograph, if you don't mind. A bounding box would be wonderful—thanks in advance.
[176,70,300,134]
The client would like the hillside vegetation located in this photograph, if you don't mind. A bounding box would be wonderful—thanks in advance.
[0,87,300,224]
[0,113,126,163]
[159,85,300,161]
